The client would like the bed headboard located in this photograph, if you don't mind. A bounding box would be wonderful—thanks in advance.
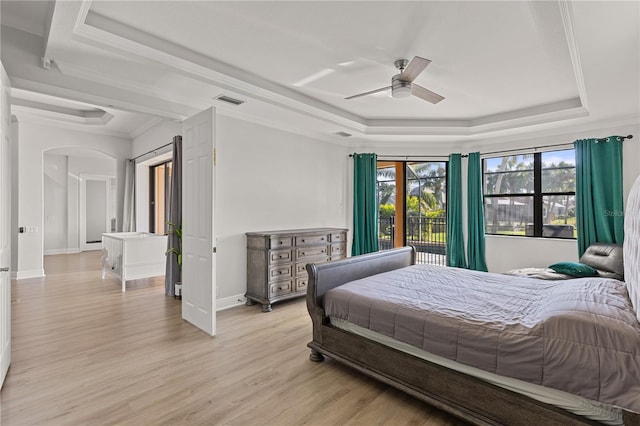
[625,175,640,323]
[580,243,624,280]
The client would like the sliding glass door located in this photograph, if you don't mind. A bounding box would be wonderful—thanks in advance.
[377,161,447,265]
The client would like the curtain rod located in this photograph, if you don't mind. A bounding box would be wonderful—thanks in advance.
[349,135,633,160]
[132,141,173,162]
[349,154,449,159]
[480,134,633,157]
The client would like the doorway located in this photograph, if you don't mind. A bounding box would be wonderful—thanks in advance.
[79,174,116,251]
[377,160,448,265]
[43,149,117,255]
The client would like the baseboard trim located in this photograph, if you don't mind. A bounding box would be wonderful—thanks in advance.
[15,269,46,280]
[44,248,81,255]
[216,294,247,311]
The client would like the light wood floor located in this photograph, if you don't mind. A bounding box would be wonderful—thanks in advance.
[1,252,465,426]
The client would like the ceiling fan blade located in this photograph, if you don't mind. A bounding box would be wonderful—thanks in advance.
[411,84,445,104]
[345,86,392,100]
[399,56,431,82]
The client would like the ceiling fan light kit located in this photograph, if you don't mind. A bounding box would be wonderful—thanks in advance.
[345,56,444,104]
[392,75,412,98]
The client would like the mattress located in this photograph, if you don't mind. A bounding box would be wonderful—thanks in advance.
[323,264,640,413]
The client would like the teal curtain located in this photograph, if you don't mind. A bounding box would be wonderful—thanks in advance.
[575,136,624,257]
[352,153,380,256]
[446,154,467,268]
[467,152,488,271]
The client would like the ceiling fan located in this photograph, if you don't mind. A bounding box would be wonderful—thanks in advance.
[345,56,444,104]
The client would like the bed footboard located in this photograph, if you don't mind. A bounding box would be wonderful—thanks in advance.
[305,246,415,352]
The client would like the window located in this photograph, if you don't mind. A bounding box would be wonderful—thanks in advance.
[483,149,576,238]
[150,160,172,234]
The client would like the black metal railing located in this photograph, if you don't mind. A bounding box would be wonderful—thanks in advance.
[378,216,447,266]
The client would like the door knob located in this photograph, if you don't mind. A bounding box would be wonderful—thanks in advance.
[0,267,9,272]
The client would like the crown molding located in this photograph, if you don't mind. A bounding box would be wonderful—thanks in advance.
[129,117,165,139]
[558,0,589,111]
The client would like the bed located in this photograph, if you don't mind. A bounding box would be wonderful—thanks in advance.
[305,176,640,426]
[101,232,168,292]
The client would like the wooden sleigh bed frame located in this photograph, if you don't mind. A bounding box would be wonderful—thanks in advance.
[305,175,640,426]
[306,247,640,425]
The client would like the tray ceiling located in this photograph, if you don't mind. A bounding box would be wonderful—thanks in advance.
[1,1,638,143]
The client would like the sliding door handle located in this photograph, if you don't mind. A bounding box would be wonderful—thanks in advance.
[0,267,9,272]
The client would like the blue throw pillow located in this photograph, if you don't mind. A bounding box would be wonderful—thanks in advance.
[548,261,599,277]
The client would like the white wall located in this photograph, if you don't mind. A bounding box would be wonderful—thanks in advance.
[131,114,349,308]
[132,120,179,159]
[43,154,67,253]
[43,153,117,254]
[215,115,349,304]
[14,120,131,279]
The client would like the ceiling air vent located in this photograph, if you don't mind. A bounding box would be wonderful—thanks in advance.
[215,95,245,106]
[335,131,352,137]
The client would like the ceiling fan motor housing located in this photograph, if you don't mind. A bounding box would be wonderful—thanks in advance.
[392,74,412,98]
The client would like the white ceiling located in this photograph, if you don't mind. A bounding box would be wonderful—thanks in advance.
[1,0,638,144]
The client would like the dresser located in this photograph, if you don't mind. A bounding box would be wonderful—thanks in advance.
[245,228,348,312]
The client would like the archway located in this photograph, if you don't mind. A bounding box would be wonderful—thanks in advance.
[43,147,117,255]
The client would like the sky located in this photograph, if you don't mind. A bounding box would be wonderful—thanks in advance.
[485,149,575,172]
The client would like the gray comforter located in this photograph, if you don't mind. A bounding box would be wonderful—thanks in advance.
[324,264,640,412]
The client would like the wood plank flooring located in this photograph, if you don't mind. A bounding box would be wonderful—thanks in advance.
[1,252,464,425]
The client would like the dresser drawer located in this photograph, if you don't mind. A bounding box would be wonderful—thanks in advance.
[295,258,328,276]
[330,232,346,243]
[270,236,293,248]
[269,264,293,281]
[295,277,308,293]
[269,280,292,297]
[331,243,347,257]
[269,249,292,264]
[296,245,329,260]
[296,234,329,246]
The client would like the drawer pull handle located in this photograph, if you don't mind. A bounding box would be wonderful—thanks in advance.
[278,271,282,274]
[321,237,325,241]
[301,252,305,255]
[301,239,305,242]
[279,241,283,245]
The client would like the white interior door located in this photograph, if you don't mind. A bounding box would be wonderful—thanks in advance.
[1,65,12,388]
[182,108,216,336]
